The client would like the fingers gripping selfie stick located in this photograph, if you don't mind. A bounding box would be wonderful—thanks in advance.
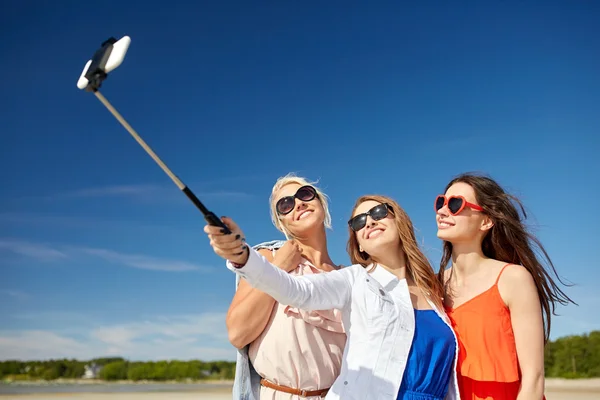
[76,36,231,234]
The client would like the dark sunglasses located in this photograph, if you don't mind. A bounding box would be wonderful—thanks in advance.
[348,203,392,232]
[434,195,483,216]
[276,185,319,215]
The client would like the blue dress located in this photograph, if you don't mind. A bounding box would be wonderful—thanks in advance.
[397,309,456,400]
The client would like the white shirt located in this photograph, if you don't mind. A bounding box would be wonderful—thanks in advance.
[228,247,461,400]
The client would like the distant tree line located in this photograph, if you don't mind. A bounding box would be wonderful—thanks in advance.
[0,357,235,382]
[1,331,598,381]
[545,330,600,378]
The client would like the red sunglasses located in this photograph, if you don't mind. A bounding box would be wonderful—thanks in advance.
[435,195,483,215]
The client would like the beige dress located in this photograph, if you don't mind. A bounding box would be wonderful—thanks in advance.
[248,259,347,399]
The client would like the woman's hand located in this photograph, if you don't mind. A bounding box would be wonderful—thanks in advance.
[273,240,304,272]
[204,217,249,266]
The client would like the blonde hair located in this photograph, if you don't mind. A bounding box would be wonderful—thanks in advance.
[346,194,445,309]
[269,173,332,238]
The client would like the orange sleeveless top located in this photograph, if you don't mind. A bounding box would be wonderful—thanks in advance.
[444,264,521,400]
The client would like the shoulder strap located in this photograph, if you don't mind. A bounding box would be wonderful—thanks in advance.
[494,263,513,285]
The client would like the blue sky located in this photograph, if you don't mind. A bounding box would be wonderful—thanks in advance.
[1,1,598,361]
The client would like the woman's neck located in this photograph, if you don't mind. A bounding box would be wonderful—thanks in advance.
[295,226,335,268]
[375,248,410,281]
[451,242,488,282]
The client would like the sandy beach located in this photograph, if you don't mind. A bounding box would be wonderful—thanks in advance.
[1,378,599,399]
[543,378,600,400]
[0,392,231,400]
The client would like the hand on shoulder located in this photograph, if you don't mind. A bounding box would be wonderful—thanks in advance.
[272,240,304,273]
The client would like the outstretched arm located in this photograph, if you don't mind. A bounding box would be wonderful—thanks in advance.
[204,217,352,312]
[230,246,352,311]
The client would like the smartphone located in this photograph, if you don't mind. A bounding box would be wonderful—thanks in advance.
[77,36,131,90]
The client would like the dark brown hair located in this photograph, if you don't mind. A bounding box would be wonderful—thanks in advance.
[438,172,576,342]
[347,195,445,309]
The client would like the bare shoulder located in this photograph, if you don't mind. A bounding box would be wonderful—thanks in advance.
[496,262,538,306]
[499,263,534,286]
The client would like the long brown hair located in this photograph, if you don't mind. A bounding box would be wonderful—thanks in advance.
[347,195,445,309]
[438,173,576,342]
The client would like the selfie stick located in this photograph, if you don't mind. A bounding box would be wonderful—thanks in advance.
[76,36,231,234]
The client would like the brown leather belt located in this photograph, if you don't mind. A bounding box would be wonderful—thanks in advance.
[260,378,329,398]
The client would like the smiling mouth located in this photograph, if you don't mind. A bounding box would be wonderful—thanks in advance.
[438,221,454,229]
[297,210,313,220]
[366,229,384,239]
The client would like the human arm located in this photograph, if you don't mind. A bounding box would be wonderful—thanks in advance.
[499,265,545,400]
[230,245,352,311]
[226,242,304,349]
[204,218,352,312]
[225,248,278,349]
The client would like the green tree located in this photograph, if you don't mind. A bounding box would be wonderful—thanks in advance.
[93,357,126,366]
[99,361,128,381]
[545,331,600,378]
[0,361,23,379]
[127,362,151,381]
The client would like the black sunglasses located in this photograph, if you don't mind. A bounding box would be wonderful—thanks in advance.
[348,203,392,232]
[275,185,319,215]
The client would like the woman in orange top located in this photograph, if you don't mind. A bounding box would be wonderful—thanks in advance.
[434,173,575,400]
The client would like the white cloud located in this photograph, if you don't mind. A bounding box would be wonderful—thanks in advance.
[0,331,93,360]
[1,238,212,272]
[91,314,227,345]
[0,212,198,239]
[11,311,98,328]
[75,247,204,272]
[0,290,30,301]
[0,239,68,262]
[199,190,255,200]
[0,313,235,362]
[25,183,254,203]
[92,325,139,347]
[61,184,163,198]
[15,184,169,202]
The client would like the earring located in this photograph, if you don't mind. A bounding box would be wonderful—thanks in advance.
[359,246,363,252]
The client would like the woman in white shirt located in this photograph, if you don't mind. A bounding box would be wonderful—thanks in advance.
[205,194,461,400]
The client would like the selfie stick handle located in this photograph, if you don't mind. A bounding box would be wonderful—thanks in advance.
[94,91,231,234]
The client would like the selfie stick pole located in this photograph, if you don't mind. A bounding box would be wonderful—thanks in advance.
[76,36,231,234]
